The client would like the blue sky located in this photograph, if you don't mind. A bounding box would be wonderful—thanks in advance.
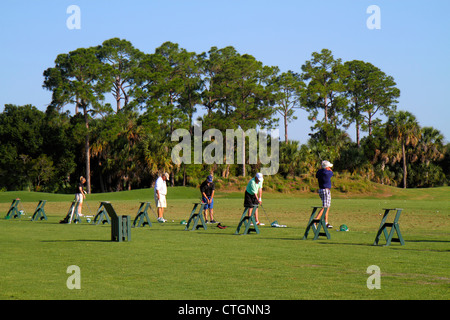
[1,0,449,143]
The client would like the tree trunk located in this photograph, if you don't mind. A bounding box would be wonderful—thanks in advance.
[356,120,360,148]
[284,114,288,144]
[75,96,81,114]
[242,129,245,177]
[84,105,91,194]
[99,165,105,193]
[402,141,407,189]
[115,77,121,112]
[324,97,329,143]
[225,164,230,178]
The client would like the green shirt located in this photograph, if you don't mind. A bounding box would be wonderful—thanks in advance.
[246,178,263,195]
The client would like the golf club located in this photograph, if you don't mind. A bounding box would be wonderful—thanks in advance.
[68,202,76,224]
[147,201,171,223]
[84,201,94,216]
[18,202,29,218]
[84,201,94,223]
[259,203,272,225]
[201,197,220,224]
[260,204,287,228]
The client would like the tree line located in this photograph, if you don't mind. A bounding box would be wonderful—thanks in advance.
[0,38,448,193]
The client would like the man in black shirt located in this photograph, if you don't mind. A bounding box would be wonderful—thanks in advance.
[75,176,86,217]
[200,175,216,223]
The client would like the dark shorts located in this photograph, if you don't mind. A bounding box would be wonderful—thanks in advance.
[244,191,259,208]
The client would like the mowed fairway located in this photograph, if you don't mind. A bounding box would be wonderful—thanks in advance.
[0,187,449,300]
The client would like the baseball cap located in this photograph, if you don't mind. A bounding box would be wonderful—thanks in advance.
[321,160,333,168]
[207,175,213,182]
[256,173,263,181]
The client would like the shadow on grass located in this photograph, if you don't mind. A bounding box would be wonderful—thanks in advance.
[407,239,450,243]
[41,239,112,243]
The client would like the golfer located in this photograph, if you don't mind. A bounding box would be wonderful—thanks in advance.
[315,160,333,228]
[59,176,87,224]
[75,176,86,217]
[200,175,216,223]
[244,173,264,225]
[154,172,169,223]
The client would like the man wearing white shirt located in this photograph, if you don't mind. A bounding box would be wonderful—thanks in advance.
[154,172,169,222]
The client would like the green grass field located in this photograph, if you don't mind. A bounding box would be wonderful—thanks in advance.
[1,186,449,300]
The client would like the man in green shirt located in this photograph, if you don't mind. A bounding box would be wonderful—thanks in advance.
[244,173,264,225]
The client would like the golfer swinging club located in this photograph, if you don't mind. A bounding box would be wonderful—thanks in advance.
[75,176,87,217]
[315,160,333,228]
[154,172,169,223]
[59,176,87,224]
[200,175,216,223]
[244,173,264,225]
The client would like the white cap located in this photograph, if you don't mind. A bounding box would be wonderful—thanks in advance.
[256,173,263,181]
[321,160,333,168]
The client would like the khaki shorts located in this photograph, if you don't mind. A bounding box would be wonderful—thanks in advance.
[75,193,84,204]
[155,194,167,208]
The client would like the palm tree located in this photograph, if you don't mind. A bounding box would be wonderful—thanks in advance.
[385,111,421,188]
[409,127,446,187]
[363,125,401,185]
[279,140,301,178]
[416,127,445,166]
[90,111,146,191]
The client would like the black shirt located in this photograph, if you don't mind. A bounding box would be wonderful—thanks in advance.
[76,182,84,194]
[200,180,215,197]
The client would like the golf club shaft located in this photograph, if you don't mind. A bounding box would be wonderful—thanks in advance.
[68,202,76,224]
[84,201,93,216]
[148,202,158,219]
[260,204,272,225]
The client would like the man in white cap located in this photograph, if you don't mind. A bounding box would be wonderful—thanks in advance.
[315,160,333,228]
[244,173,264,225]
[154,172,169,222]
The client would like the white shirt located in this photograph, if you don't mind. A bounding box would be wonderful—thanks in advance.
[154,177,167,196]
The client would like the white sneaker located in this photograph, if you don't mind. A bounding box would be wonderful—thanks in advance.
[157,217,167,223]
